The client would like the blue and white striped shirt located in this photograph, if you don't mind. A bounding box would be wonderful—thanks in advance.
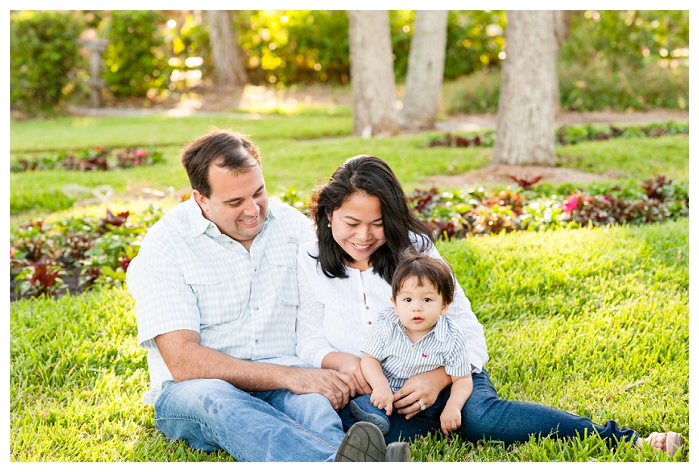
[126,197,316,405]
[362,308,471,391]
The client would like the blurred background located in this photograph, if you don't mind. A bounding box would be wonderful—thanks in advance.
[9,9,689,118]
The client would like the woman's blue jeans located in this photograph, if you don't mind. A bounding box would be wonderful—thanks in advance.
[339,369,640,447]
[154,378,345,461]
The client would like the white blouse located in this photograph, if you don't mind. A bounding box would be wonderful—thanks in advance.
[295,239,489,372]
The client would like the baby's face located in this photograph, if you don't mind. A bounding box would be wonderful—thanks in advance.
[391,276,448,340]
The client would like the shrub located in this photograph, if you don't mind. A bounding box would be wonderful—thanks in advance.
[10,11,85,115]
[442,60,689,115]
[426,122,688,149]
[101,10,169,99]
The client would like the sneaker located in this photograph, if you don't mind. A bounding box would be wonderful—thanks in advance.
[350,395,390,435]
[385,441,411,462]
[334,422,386,462]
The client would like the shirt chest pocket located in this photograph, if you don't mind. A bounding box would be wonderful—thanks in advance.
[265,246,299,307]
[183,266,249,326]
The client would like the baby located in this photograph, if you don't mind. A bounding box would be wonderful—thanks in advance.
[350,251,473,436]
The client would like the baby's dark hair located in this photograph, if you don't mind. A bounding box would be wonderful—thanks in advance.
[391,250,455,304]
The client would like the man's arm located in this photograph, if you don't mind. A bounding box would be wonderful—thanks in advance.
[156,329,353,409]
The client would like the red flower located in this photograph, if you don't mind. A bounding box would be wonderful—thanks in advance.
[135,149,147,158]
[562,196,580,213]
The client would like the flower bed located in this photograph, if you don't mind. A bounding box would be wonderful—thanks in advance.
[426,121,689,148]
[10,146,164,172]
[9,176,688,300]
[407,175,688,240]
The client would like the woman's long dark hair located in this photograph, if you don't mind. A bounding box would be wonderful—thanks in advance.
[309,155,433,283]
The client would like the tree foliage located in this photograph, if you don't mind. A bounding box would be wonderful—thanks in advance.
[100,10,170,98]
[560,10,689,70]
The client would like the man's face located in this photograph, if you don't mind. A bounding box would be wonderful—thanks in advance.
[193,159,268,250]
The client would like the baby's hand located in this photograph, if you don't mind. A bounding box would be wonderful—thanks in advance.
[440,405,462,435]
[370,386,395,416]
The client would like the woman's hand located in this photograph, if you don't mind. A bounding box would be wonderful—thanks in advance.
[392,367,451,419]
[322,352,372,397]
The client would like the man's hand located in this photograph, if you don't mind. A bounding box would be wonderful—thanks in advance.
[321,352,372,397]
[156,329,353,409]
[393,367,451,419]
[335,354,372,396]
[370,384,395,416]
[286,367,353,410]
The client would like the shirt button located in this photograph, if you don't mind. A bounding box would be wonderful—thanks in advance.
[365,306,369,310]
[254,307,259,311]
[255,339,259,344]
[368,321,372,325]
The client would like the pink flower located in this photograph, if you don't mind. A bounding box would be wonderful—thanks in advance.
[135,149,147,158]
[562,195,580,213]
[604,196,611,201]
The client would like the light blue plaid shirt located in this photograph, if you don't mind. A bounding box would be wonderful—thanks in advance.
[362,308,472,391]
[126,197,316,405]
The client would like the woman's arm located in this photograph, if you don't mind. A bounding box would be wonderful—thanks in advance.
[296,252,371,395]
[295,259,338,367]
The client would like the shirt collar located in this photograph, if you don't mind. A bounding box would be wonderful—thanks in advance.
[183,196,278,239]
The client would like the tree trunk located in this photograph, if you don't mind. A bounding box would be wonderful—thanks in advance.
[553,10,572,117]
[492,10,557,166]
[206,10,248,88]
[348,10,399,137]
[400,10,448,131]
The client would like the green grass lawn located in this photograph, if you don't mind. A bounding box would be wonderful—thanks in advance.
[10,220,688,461]
[9,113,689,217]
[10,111,689,461]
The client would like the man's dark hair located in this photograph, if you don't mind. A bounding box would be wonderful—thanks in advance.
[181,129,261,198]
[391,250,455,305]
[309,155,433,283]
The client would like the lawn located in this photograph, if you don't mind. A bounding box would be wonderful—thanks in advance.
[10,220,689,461]
[9,113,690,217]
[9,110,689,461]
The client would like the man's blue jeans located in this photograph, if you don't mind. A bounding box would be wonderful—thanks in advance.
[339,369,640,447]
[154,378,345,461]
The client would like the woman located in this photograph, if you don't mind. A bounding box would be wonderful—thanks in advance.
[295,155,684,456]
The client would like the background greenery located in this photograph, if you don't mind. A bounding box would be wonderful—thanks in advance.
[9,10,689,114]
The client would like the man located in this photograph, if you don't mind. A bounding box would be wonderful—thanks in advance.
[126,129,409,462]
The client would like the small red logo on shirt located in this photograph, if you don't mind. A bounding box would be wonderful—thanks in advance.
[422,353,428,358]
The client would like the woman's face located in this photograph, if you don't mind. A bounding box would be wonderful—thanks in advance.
[328,192,386,271]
